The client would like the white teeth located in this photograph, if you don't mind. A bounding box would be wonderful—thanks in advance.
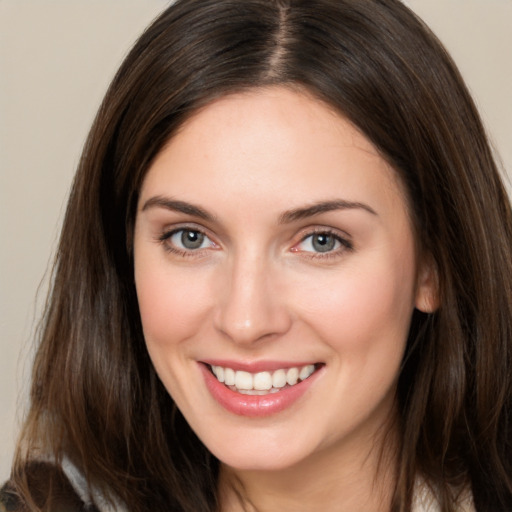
[238,389,279,395]
[224,367,235,386]
[286,367,299,386]
[210,364,318,393]
[235,371,253,390]
[212,366,225,383]
[272,369,287,388]
[254,371,272,391]
[253,372,272,391]
[299,364,315,381]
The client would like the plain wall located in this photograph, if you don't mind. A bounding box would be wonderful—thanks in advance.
[1,0,511,482]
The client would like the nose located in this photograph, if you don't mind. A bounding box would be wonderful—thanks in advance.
[213,252,292,346]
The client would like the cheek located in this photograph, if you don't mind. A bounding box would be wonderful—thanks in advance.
[135,259,213,348]
[295,252,417,355]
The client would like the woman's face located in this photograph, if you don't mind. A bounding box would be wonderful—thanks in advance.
[134,87,435,472]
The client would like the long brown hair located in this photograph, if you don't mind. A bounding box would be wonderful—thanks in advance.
[11,0,512,510]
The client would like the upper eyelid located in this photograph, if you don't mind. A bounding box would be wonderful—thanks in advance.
[296,225,352,242]
[156,225,216,250]
[161,225,351,243]
[161,227,216,246]
[159,223,212,238]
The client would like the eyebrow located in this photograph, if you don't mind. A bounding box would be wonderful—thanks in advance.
[278,199,377,224]
[141,196,377,224]
[141,196,216,222]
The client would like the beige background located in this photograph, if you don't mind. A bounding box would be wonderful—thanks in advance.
[1,0,511,481]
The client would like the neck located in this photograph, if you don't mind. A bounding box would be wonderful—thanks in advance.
[218,420,399,512]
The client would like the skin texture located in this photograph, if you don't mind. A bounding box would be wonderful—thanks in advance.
[133,87,437,511]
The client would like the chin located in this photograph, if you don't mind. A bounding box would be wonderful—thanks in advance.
[202,430,321,473]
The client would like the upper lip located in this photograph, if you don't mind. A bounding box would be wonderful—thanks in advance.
[200,359,321,373]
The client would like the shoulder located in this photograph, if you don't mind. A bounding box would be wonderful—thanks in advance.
[0,461,99,512]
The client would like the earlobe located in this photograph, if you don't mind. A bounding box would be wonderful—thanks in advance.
[415,257,439,313]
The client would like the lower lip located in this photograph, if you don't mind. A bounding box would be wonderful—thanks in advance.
[199,363,322,417]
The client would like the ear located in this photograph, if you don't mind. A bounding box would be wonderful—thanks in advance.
[415,255,439,313]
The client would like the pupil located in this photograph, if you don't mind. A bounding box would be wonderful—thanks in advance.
[181,230,204,249]
[312,234,335,253]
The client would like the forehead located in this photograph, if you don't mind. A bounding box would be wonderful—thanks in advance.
[172,86,380,161]
[140,86,410,225]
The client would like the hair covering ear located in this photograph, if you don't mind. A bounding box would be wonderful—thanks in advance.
[415,256,439,313]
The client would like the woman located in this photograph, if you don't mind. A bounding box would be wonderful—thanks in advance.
[2,0,512,510]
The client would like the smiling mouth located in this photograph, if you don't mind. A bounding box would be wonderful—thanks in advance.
[208,364,321,395]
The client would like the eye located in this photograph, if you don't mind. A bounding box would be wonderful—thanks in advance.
[293,230,352,255]
[159,228,216,254]
[171,229,209,250]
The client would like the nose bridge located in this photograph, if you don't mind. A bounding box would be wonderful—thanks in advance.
[214,244,290,344]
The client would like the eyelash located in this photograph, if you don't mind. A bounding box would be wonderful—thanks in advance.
[157,226,217,258]
[156,226,353,259]
[293,228,353,260]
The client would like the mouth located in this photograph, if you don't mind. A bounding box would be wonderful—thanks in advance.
[200,361,324,417]
[208,363,321,395]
